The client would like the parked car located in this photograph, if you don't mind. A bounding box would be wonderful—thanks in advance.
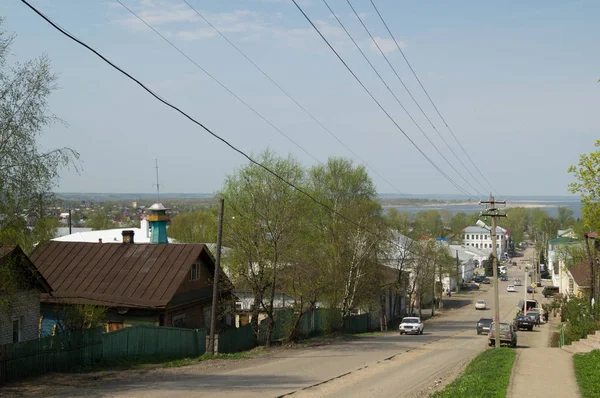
[477,317,493,335]
[514,315,534,331]
[543,286,559,298]
[475,300,487,310]
[399,317,424,335]
[488,322,518,347]
[527,285,536,293]
[507,285,516,292]
[474,276,484,283]
[514,279,522,286]
[481,278,491,284]
[526,311,541,325]
[500,275,508,281]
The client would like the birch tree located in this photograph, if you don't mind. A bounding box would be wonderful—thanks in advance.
[307,158,385,331]
[220,150,305,346]
[0,19,78,252]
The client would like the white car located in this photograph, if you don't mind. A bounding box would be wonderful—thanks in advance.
[475,300,487,310]
[399,317,424,335]
[507,285,516,292]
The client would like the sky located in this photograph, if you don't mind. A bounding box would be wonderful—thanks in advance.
[3,0,600,199]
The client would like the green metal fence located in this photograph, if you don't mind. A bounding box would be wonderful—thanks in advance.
[218,323,256,354]
[0,311,375,383]
[102,326,207,359]
[0,328,103,383]
[344,313,371,335]
[0,326,207,384]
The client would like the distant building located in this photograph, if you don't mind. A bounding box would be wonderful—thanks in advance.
[461,225,508,255]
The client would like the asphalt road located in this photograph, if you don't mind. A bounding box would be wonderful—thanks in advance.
[34,254,549,398]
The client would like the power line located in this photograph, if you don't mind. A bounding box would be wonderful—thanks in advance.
[292,0,475,199]
[180,0,416,203]
[19,0,441,263]
[115,0,320,164]
[369,0,497,195]
[347,0,489,197]
[324,0,484,199]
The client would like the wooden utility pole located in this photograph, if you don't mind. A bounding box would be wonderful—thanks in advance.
[480,195,506,348]
[208,198,225,355]
[456,250,460,293]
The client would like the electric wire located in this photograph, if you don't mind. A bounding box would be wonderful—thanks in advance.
[19,0,441,263]
[347,0,489,197]
[115,0,320,164]
[294,0,475,199]
[324,0,484,199]
[369,0,498,196]
[180,0,418,203]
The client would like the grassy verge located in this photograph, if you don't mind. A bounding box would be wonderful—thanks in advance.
[574,350,600,398]
[430,348,516,398]
[73,349,264,373]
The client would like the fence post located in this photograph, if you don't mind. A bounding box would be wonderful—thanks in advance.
[1,344,6,384]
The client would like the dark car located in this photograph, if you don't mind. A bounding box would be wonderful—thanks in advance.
[543,286,559,298]
[474,276,484,283]
[488,322,518,348]
[482,278,491,284]
[500,275,508,281]
[477,317,493,335]
[527,285,537,293]
[514,315,534,331]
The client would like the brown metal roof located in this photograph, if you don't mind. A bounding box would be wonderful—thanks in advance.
[569,262,592,288]
[30,241,216,308]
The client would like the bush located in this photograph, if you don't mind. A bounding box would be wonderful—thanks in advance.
[560,295,600,345]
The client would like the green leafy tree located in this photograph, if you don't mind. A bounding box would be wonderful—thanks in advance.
[413,210,444,238]
[307,157,385,331]
[484,253,494,277]
[220,150,305,346]
[84,211,116,230]
[384,208,412,235]
[169,209,218,243]
[498,207,529,245]
[0,19,78,249]
[557,206,576,229]
[568,140,600,232]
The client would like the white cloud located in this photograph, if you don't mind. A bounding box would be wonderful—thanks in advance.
[111,0,348,50]
[370,36,405,55]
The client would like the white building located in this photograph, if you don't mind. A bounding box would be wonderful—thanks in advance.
[446,244,476,287]
[548,236,580,293]
[461,225,508,256]
[52,219,176,244]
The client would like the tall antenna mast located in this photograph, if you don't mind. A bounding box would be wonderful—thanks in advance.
[153,159,162,202]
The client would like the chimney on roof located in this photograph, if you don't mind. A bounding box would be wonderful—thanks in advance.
[98,238,102,244]
[122,230,135,244]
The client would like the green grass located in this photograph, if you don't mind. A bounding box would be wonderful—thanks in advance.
[430,348,516,398]
[574,350,600,398]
